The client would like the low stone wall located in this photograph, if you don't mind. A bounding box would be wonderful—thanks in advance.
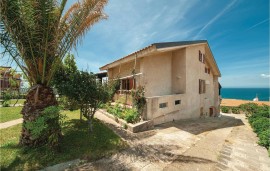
[98,109,154,133]
[146,94,186,125]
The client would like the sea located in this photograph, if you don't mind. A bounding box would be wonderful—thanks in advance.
[221,88,270,101]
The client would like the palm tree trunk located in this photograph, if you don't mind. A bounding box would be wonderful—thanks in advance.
[20,84,59,146]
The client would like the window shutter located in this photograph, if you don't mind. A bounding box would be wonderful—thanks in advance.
[199,50,202,62]
[199,80,200,94]
[202,54,205,63]
[203,80,206,93]
[199,79,206,94]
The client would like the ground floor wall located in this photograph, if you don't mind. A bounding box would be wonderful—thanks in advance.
[146,94,221,125]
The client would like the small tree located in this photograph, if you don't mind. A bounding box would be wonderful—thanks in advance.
[52,54,118,132]
[53,68,111,132]
[52,54,79,110]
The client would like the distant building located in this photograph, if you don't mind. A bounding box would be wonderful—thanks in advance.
[100,40,221,125]
[0,66,22,91]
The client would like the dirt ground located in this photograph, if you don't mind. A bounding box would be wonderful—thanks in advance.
[221,99,270,107]
[69,112,270,171]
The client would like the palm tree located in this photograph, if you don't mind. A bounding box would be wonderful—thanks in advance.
[0,0,108,147]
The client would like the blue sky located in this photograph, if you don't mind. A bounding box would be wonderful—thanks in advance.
[70,0,269,88]
[3,0,269,88]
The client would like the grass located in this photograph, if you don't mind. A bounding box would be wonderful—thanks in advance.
[1,99,26,107]
[0,107,23,123]
[9,99,26,105]
[0,109,127,170]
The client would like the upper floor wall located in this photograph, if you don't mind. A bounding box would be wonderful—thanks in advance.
[107,44,219,100]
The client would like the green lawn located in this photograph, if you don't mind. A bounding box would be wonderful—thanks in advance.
[0,107,23,123]
[9,99,26,105]
[0,109,127,170]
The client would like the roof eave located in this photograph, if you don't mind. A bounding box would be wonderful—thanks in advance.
[206,42,221,77]
[99,45,156,70]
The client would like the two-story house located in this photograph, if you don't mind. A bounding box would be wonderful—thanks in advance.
[100,40,221,125]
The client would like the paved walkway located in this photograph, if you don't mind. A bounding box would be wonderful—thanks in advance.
[0,118,23,129]
[70,112,270,171]
[216,114,270,171]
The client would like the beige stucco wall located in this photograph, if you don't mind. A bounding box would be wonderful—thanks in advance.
[106,44,220,125]
[172,48,186,94]
[146,94,186,125]
[141,52,172,97]
[108,59,141,79]
[175,44,219,120]
[144,44,220,124]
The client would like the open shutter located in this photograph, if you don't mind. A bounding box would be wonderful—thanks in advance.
[203,80,206,93]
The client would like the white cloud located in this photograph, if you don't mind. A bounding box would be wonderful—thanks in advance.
[261,74,270,78]
[193,0,237,39]
[246,18,269,31]
[92,0,198,53]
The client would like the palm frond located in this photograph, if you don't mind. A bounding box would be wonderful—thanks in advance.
[0,0,108,86]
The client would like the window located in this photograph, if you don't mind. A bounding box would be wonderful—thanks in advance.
[199,79,206,94]
[159,102,168,108]
[199,51,205,63]
[205,67,210,74]
[199,50,202,62]
[121,78,136,90]
[175,100,181,105]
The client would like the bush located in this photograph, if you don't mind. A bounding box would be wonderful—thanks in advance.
[239,103,259,116]
[131,86,146,116]
[1,90,11,107]
[258,130,270,148]
[231,107,240,114]
[221,106,230,113]
[58,96,79,111]
[124,108,140,123]
[250,117,270,134]
[248,105,270,124]
[246,104,270,150]
[25,106,65,148]
[106,104,140,124]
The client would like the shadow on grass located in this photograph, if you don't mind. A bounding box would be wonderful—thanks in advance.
[1,119,126,171]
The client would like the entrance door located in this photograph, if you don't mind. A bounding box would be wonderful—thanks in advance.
[209,107,214,117]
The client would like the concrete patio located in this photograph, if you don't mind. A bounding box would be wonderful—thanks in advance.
[70,112,270,171]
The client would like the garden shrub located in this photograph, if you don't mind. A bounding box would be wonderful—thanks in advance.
[131,86,146,120]
[25,106,66,148]
[231,107,240,114]
[221,106,230,113]
[245,103,270,150]
[258,130,270,148]
[111,103,124,118]
[255,105,270,118]
[58,96,79,111]
[106,104,140,124]
[250,117,269,134]
[1,90,11,107]
[124,108,139,123]
[239,103,259,116]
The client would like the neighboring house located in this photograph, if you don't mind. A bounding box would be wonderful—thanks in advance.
[0,66,22,91]
[100,40,221,125]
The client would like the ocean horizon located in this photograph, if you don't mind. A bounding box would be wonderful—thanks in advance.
[221,88,270,101]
